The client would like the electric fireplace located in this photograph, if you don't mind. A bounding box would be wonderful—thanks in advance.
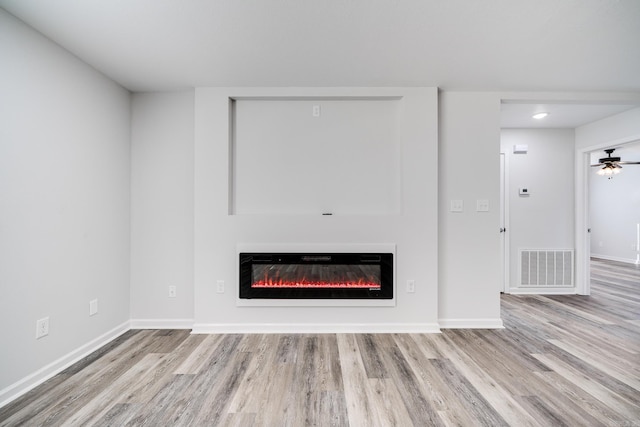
[239,252,393,299]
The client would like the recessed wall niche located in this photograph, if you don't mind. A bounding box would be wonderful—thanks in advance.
[231,98,402,215]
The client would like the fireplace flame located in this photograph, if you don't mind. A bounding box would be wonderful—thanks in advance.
[252,276,380,289]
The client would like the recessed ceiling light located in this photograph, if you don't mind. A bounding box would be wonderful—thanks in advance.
[532,112,549,120]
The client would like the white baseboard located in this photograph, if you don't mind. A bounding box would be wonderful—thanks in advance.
[438,318,504,329]
[591,253,638,265]
[191,322,441,334]
[0,321,130,409]
[129,318,194,329]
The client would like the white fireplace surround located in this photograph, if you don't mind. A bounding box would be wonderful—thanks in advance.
[236,243,397,307]
[193,87,440,333]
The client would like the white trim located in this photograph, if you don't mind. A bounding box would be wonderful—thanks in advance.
[236,242,397,253]
[575,149,592,295]
[129,318,194,329]
[500,152,510,293]
[0,321,130,409]
[507,288,578,295]
[438,318,504,329]
[236,299,396,307]
[591,254,638,265]
[191,322,441,334]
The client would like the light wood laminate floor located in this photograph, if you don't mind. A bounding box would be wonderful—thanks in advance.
[1,258,638,426]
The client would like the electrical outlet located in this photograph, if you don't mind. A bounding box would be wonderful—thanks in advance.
[407,280,415,293]
[216,280,225,293]
[312,105,321,117]
[89,299,98,316]
[36,317,49,339]
[168,286,177,298]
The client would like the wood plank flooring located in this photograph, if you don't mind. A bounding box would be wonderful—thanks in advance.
[1,258,638,426]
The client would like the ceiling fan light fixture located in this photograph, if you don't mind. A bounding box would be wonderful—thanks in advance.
[597,164,621,176]
[593,148,640,178]
[532,112,549,120]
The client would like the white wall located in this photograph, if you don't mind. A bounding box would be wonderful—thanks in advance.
[501,129,576,291]
[130,92,195,325]
[0,9,131,398]
[438,92,502,326]
[128,88,505,331]
[575,107,640,150]
[193,87,442,332]
[233,99,401,215]
[125,88,505,330]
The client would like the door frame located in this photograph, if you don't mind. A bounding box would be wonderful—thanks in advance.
[575,133,640,294]
[500,152,510,292]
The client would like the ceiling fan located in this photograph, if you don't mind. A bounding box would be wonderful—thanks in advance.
[591,148,640,178]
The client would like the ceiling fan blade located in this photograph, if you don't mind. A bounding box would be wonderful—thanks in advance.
[617,161,640,165]
[590,163,605,167]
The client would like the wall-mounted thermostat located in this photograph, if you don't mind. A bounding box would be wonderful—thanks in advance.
[519,187,530,195]
[513,144,528,154]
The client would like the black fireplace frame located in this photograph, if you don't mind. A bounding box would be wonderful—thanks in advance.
[239,252,394,300]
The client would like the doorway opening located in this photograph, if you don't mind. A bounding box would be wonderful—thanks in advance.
[586,141,640,265]
[500,100,640,295]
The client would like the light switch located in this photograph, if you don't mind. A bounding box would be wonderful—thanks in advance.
[476,199,489,212]
[450,200,464,213]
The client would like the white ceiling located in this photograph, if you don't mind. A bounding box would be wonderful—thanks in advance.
[500,102,639,129]
[1,0,640,94]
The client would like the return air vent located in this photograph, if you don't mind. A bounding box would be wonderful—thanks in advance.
[519,249,574,287]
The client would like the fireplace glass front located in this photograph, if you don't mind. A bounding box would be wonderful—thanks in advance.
[239,253,393,299]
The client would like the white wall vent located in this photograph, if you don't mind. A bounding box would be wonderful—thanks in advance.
[519,249,574,287]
